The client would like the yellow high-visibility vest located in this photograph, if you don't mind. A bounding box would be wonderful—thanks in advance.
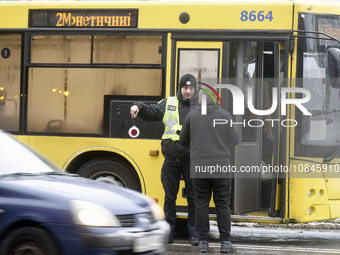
[162,96,182,141]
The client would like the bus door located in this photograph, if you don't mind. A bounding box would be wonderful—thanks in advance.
[174,41,223,210]
[230,41,285,217]
[174,39,284,219]
[230,42,262,215]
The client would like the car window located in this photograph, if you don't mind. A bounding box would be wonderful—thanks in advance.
[0,131,60,176]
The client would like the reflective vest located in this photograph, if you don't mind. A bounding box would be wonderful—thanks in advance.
[162,96,181,141]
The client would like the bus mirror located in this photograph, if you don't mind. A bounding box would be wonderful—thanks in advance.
[327,48,340,88]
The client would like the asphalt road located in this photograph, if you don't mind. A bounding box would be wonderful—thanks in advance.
[164,221,340,254]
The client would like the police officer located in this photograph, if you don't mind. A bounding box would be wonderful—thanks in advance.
[130,74,199,246]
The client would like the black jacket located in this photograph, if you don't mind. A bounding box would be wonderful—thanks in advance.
[134,90,199,160]
[180,101,240,160]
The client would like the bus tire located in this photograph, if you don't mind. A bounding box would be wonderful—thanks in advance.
[77,158,141,192]
[0,227,58,255]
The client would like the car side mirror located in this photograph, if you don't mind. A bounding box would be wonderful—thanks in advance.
[327,48,340,88]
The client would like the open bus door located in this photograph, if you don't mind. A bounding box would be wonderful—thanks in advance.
[231,42,262,215]
[229,41,286,220]
[174,38,285,222]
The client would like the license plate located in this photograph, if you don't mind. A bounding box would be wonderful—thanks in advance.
[133,234,164,253]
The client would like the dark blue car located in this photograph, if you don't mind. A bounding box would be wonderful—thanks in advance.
[0,130,170,255]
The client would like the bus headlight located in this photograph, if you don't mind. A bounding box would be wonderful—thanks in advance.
[145,196,164,221]
[70,200,121,227]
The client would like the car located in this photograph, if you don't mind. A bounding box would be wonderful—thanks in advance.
[0,130,170,255]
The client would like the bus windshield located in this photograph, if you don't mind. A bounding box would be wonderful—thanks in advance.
[296,13,340,158]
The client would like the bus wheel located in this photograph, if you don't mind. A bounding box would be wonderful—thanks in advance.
[77,158,141,192]
[0,227,58,255]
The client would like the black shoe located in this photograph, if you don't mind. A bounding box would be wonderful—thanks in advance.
[220,241,237,253]
[199,240,209,253]
[190,236,199,246]
[167,236,173,244]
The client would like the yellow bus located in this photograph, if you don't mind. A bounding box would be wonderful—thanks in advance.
[1,0,340,224]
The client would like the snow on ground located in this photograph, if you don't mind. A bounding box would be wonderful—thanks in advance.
[210,218,340,232]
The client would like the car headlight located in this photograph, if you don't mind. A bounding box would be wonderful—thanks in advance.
[70,200,121,227]
[145,196,165,221]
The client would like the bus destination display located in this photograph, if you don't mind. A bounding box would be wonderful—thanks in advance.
[30,10,138,28]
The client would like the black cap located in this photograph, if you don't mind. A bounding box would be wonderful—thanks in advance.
[179,74,197,90]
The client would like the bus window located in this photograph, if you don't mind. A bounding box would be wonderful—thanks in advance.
[31,35,162,64]
[93,35,162,64]
[0,34,21,132]
[28,34,163,134]
[178,49,219,82]
[31,35,92,63]
[296,13,340,158]
[27,68,162,134]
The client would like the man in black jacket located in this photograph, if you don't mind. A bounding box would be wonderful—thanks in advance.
[130,74,199,245]
[180,87,239,253]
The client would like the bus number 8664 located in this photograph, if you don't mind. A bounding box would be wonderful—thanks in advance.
[240,11,273,22]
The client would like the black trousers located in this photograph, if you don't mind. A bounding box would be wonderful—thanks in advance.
[161,156,197,239]
[192,177,232,242]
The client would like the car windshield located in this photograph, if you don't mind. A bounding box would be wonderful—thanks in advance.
[0,131,60,177]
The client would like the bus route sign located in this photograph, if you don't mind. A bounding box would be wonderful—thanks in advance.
[29,9,138,28]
